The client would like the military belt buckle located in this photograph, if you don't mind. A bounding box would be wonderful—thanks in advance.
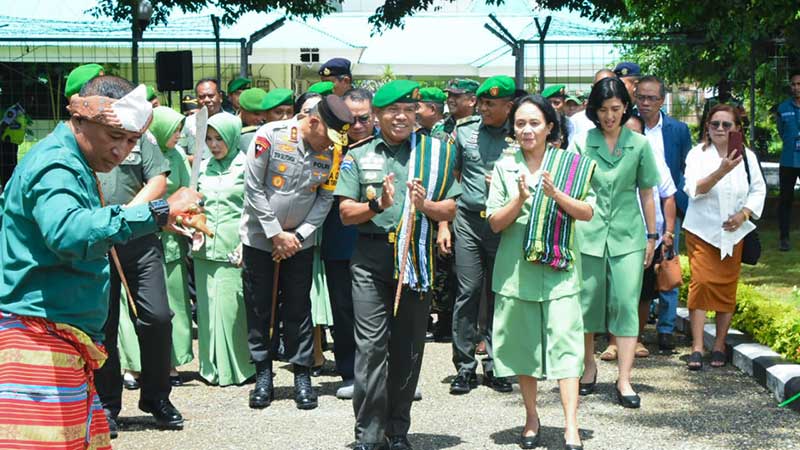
[388,232,396,244]
[479,210,487,219]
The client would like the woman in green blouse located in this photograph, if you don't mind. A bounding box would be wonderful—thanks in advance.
[569,77,659,409]
[193,112,255,386]
[487,95,594,450]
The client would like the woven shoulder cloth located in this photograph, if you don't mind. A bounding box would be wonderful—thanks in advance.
[394,133,457,292]
[523,146,596,271]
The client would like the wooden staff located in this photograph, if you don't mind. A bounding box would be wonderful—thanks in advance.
[268,261,281,340]
[393,201,416,317]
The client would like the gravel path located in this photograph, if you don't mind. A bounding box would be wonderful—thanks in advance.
[113,330,799,449]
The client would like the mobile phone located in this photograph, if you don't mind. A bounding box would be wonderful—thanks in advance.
[728,131,744,159]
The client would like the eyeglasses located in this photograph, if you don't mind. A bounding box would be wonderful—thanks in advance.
[354,114,371,124]
[635,94,662,103]
[709,120,734,130]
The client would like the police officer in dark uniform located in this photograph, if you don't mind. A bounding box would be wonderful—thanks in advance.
[335,80,461,450]
[319,58,353,96]
[449,75,516,395]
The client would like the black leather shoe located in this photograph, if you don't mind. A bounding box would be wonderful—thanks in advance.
[578,366,597,396]
[354,443,386,450]
[105,413,118,439]
[658,332,675,351]
[294,366,319,410]
[779,238,790,252]
[249,367,274,409]
[564,444,584,450]
[388,435,413,450]
[169,374,183,387]
[519,419,540,449]
[449,371,478,395]
[483,371,513,393]
[122,378,139,390]
[615,382,641,409]
[138,399,184,429]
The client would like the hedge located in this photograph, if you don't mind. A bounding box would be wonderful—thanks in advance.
[678,256,800,363]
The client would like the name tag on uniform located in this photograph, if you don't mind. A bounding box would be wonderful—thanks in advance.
[360,153,385,171]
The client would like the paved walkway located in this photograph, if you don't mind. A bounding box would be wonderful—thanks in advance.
[113,330,799,449]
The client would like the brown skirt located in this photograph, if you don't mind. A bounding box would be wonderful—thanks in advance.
[686,231,743,313]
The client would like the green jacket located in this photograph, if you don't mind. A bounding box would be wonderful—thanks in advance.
[453,116,511,211]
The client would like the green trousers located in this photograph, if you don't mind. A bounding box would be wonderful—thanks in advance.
[195,259,255,386]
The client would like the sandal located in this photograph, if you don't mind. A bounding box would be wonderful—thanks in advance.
[635,342,650,358]
[687,351,703,371]
[600,344,618,361]
[710,350,726,368]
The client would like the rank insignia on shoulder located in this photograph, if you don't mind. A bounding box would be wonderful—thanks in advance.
[255,136,271,158]
[348,135,375,149]
[455,116,479,127]
[290,127,298,143]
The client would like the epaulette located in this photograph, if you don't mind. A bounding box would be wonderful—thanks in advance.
[455,115,480,128]
[347,135,375,150]
[241,125,259,134]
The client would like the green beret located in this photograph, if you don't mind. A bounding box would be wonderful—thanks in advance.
[308,81,334,95]
[261,88,294,111]
[565,94,581,104]
[146,85,157,101]
[419,87,446,105]
[444,78,479,94]
[65,63,104,98]
[541,84,566,99]
[476,76,515,99]
[239,88,268,112]
[227,77,252,93]
[373,80,422,108]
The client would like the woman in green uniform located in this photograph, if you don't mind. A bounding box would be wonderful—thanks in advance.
[193,112,255,386]
[118,106,194,387]
[487,95,594,450]
[569,77,659,409]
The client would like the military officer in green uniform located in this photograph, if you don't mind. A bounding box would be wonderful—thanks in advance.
[262,88,295,124]
[226,77,252,113]
[431,78,480,142]
[238,87,270,151]
[449,75,516,395]
[416,87,446,135]
[335,80,461,450]
[541,84,572,148]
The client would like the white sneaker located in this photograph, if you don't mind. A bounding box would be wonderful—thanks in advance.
[336,379,354,399]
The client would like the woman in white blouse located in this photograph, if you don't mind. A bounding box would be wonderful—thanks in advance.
[682,103,766,370]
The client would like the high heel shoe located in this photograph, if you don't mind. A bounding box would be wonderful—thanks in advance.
[578,366,597,396]
[615,380,641,409]
[519,418,540,449]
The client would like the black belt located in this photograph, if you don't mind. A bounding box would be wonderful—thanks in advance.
[460,208,487,219]
[360,232,397,244]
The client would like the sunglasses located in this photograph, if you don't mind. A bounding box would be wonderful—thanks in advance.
[354,114,371,124]
[709,120,734,130]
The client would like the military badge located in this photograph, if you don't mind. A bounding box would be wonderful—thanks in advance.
[366,185,377,200]
[278,163,287,173]
[290,127,298,143]
[271,175,285,188]
[489,86,499,97]
[255,135,271,158]
[620,67,629,76]
[322,67,331,76]
[411,88,421,100]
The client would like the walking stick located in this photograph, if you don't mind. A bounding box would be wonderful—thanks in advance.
[393,201,416,317]
[268,261,281,340]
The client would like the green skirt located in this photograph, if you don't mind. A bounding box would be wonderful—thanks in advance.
[492,294,584,380]
[118,259,195,371]
[579,250,645,337]
[194,259,255,386]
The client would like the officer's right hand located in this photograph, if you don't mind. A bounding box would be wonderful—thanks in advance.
[166,187,204,228]
[379,173,396,210]
[271,232,301,261]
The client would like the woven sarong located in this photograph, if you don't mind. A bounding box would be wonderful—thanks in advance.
[523,147,595,271]
[0,312,110,450]
[394,133,457,292]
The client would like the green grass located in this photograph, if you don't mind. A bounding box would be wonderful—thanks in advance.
[739,216,800,311]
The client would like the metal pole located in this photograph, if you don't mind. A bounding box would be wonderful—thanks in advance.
[132,24,139,84]
[515,44,525,90]
[239,39,247,77]
[749,43,756,148]
[534,17,551,93]
[212,16,221,84]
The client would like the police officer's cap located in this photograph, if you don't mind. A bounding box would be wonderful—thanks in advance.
[239,88,269,112]
[65,63,104,98]
[308,81,335,96]
[319,58,352,78]
[227,77,252,94]
[318,95,355,146]
[181,94,199,113]
[541,84,566,99]
[476,76,515,99]
[419,87,446,105]
[613,62,641,78]
[261,88,294,111]
[444,78,479,94]
[373,80,422,108]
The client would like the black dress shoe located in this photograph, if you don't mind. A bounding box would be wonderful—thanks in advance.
[169,375,183,387]
[249,367,274,409]
[354,443,386,450]
[658,333,675,351]
[615,382,641,409]
[123,378,139,390]
[294,365,319,410]
[388,435,413,450]
[138,398,184,429]
[483,371,513,393]
[564,442,584,450]
[449,371,478,395]
[578,367,597,396]
[519,419,540,449]
[105,414,118,439]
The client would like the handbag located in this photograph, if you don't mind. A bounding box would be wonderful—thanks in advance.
[740,151,761,266]
[655,246,683,291]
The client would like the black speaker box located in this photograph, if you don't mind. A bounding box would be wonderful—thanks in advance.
[155,51,193,92]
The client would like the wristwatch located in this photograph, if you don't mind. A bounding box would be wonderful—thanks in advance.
[368,198,384,214]
[148,199,170,227]
[646,233,659,240]
[295,231,305,243]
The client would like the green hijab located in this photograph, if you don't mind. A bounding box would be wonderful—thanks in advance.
[207,112,242,163]
[150,106,185,151]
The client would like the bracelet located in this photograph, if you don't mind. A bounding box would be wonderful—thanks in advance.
[646,233,659,240]
[741,210,751,221]
[664,231,675,239]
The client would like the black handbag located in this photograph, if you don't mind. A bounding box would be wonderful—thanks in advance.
[740,152,761,265]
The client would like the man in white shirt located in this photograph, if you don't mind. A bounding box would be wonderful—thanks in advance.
[571,69,616,137]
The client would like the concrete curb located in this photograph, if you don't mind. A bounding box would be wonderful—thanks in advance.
[675,307,800,411]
